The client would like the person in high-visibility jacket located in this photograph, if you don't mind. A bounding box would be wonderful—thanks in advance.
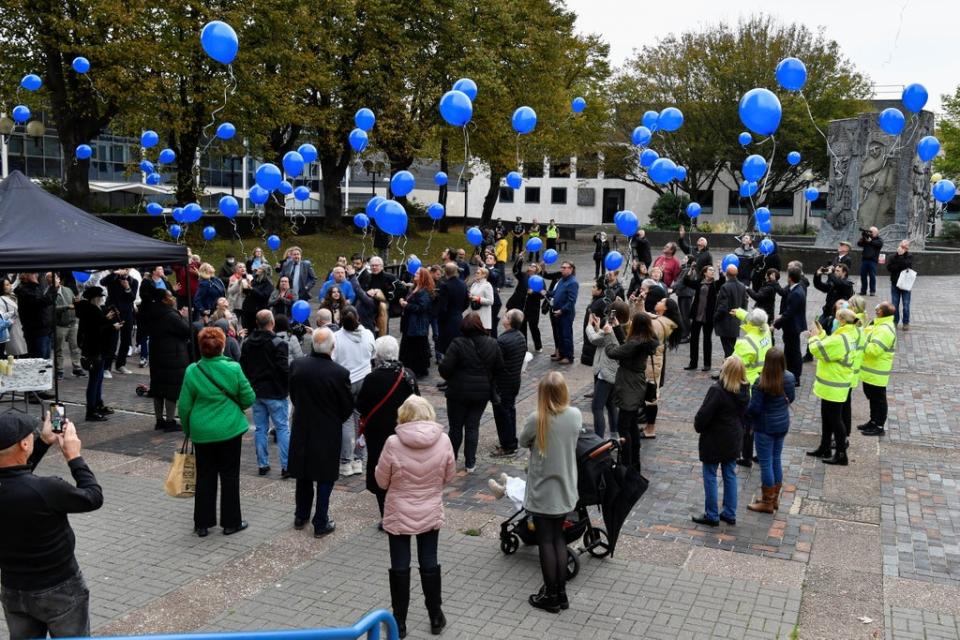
[806,308,859,466]
[732,307,771,466]
[859,301,897,436]
[545,220,560,252]
[844,296,868,438]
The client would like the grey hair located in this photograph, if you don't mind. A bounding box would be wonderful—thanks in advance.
[316,308,333,324]
[505,308,524,330]
[369,256,384,267]
[746,308,768,327]
[312,327,336,355]
[374,335,400,362]
[641,278,657,290]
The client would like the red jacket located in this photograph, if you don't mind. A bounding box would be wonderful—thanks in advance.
[172,263,200,299]
[653,255,681,287]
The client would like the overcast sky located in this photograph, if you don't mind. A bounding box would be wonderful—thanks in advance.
[567,0,958,113]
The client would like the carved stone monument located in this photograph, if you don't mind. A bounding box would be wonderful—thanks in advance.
[816,106,935,250]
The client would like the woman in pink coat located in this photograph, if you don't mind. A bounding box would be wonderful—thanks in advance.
[376,395,455,638]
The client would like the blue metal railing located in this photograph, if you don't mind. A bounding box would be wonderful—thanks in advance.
[79,610,399,640]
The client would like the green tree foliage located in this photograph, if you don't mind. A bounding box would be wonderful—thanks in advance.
[607,15,871,207]
[935,86,960,179]
[648,192,691,230]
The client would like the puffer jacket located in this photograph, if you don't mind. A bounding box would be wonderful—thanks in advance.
[694,382,749,464]
[438,331,504,402]
[646,315,678,402]
[746,372,796,436]
[376,420,456,535]
[496,328,527,396]
[604,337,658,411]
[585,323,624,383]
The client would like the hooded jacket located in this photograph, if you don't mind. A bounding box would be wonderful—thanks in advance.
[333,326,376,384]
[376,420,456,535]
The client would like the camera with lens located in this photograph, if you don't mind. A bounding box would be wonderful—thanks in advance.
[860,227,871,239]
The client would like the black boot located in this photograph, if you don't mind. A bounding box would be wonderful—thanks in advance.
[528,584,561,613]
[822,450,849,465]
[388,568,410,639]
[420,565,446,634]
[557,584,569,610]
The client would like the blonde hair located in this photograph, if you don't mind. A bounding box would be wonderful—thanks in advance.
[473,267,488,283]
[848,295,866,316]
[719,355,747,393]
[535,372,569,454]
[198,263,216,279]
[836,308,858,326]
[397,395,435,424]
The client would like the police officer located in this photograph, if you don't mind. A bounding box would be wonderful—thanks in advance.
[545,219,559,252]
[859,302,897,436]
[806,308,859,465]
[732,308,771,467]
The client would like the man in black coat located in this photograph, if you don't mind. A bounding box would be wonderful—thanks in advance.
[75,287,122,421]
[714,266,748,361]
[434,263,468,362]
[813,263,854,332]
[678,225,713,272]
[288,328,354,537]
[774,265,807,386]
[857,226,883,296]
[631,229,652,268]
[100,269,139,374]
[492,310,527,457]
[240,310,290,477]
[15,273,57,360]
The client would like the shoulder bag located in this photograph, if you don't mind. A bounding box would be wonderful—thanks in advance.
[164,436,196,498]
[358,369,405,436]
[896,268,916,292]
[195,362,244,410]
[644,352,658,403]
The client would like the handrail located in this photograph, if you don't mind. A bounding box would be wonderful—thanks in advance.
[74,609,399,640]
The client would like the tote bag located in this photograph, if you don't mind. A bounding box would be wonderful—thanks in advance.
[896,268,917,292]
[164,437,196,498]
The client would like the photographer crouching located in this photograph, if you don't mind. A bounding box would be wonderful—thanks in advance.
[0,412,103,638]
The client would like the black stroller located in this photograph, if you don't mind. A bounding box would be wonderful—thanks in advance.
[499,431,621,580]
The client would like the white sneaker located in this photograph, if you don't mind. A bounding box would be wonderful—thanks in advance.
[339,462,354,477]
[352,459,364,475]
[103,370,113,379]
[139,358,148,368]
[466,465,477,474]
[116,366,133,375]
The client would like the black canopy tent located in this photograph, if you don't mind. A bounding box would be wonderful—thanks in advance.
[0,171,189,404]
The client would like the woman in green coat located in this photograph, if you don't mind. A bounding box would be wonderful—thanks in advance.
[178,327,256,537]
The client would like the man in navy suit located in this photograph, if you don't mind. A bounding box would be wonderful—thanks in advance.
[775,263,807,386]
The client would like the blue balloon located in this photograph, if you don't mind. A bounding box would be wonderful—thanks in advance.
[75,144,92,160]
[902,83,928,114]
[20,74,42,91]
[169,225,182,240]
[759,238,775,255]
[878,108,905,136]
[72,271,91,284]
[349,128,368,153]
[172,207,185,223]
[512,106,537,135]
[12,105,30,123]
[740,181,759,198]
[615,210,638,237]
[145,173,161,186]
[686,203,701,219]
[297,143,317,163]
[543,249,558,264]
[378,200,408,235]
[158,148,176,164]
[528,275,545,293]
[452,78,478,101]
[742,154,767,182]
[282,151,304,177]
[775,57,807,91]
[632,126,652,147]
[526,237,543,253]
[757,219,773,234]
[139,160,155,174]
[277,180,293,195]
[140,130,159,149]
[182,203,203,223]
[739,88,782,136]
[434,171,448,187]
[146,202,163,216]
[755,207,771,224]
[572,97,587,113]
[439,90,473,127]
[933,179,957,203]
[219,195,239,218]
[787,151,801,166]
[738,131,752,146]
[294,186,310,201]
[71,57,90,73]
[366,195,386,217]
[291,300,310,323]
[674,166,688,182]
[649,158,677,184]
[658,107,684,132]
[255,163,282,191]
[354,213,370,229]
[721,254,740,272]
[216,122,236,140]
[604,251,624,272]
[249,185,270,205]
[641,110,659,130]
[202,226,217,241]
[506,171,522,189]
[355,108,376,131]
[267,235,281,251]
[639,148,659,168]
[200,21,238,65]
[427,203,444,220]
[804,187,819,202]
[917,136,940,162]
[466,227,483,246]
[406,257,422,276]
[391,170,415,197]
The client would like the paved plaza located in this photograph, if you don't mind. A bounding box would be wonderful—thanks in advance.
[5,249,960,639]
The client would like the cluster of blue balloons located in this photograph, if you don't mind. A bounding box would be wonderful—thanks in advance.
[200,21,238,65]
[439,78,476,127]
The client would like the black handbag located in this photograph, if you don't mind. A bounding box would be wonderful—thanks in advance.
[644,353,658,403]
[540,298,551,316]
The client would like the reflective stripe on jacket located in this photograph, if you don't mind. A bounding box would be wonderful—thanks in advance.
[848,314,867,388]
[732,309,771,385]
[861,316,897,387]
[809,323,857,402]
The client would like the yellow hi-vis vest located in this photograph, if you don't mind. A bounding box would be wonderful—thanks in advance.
[809,323,857,402]
[848,313,867,389]
[546,225,559,239]
[861,315,897,388]
[732,309,771,385]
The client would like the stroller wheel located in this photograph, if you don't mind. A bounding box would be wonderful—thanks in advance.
[500,533,520,555]
[583,527,611,558]
[565,548,580,581]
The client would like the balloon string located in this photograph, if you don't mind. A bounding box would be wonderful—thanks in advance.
[456,126,471,192]
[757,134,777,205]
[424,220,437,258]
[86,75,107,105]
[515,133,521,170]
[230,218,245,259]
[799,91,847,187]
[200,65,237,154]
[360,226,368,261]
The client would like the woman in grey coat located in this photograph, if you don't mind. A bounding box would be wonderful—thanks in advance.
[584,300,630,438]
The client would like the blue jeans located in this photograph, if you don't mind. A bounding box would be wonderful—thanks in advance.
[253,398,289,469]
[701,461,737,522]
[860,259,877,295]
[85,361,104,412]
[891,285,911,326]
[27,334,51,360]
[754,431,785,487]
[1,573,89,640]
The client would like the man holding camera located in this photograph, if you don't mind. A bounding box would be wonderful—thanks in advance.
[813,263,854,334]
[0,412,103,639]
[857,227,883,296]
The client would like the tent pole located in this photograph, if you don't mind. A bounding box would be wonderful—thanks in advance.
[184,255,195,362]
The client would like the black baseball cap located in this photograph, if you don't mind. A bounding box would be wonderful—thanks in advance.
[0,412,39,449]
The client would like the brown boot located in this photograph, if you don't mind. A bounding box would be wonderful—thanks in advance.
[772,483,782,510]
[747,485,777,513]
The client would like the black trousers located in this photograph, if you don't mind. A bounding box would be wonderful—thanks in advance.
[295,480,333,528]
[677,297,692,339]
[512,237,524,259]
[818,398,846,453]
[783,330,802,385]
[842,389,852,437]
[521,315,542,351]
[532,514,567,591]
[594,257,605,279]
[492,392,518,451]
[688,321,713,368]
[617,408,641,470]
[863,382,888,426]
[110,311,135,369]
[720,336,737,359]
[193,434,243,529]
[447,398,487,468]
[388,529,439,571]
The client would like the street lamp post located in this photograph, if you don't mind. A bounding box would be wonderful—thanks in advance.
[363,160,384,196]
[463,170,473,227]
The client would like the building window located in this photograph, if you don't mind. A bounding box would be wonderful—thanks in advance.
[551,187,567,205]
[808,190,827,218]
[727,191,749,215]
[499,187,515,203]
[577,188,596,207]
[525,187,541,203]
[767,191,794,216]
[525,161,544,178]
[577,155,599,179]
[549,160,571,178]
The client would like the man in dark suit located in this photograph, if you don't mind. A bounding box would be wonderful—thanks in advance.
[775,265,807,386]
[278,247,317,301]
[434,263,468,363]
[287,328,354,537]
[714,265,748,361]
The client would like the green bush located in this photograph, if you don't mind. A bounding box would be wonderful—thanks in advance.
[940,221,960,241]
[648,192,692,230]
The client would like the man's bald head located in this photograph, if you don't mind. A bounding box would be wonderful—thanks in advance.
[876,301,895,318]
[726,265,738,278]
[312,327,335,355]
